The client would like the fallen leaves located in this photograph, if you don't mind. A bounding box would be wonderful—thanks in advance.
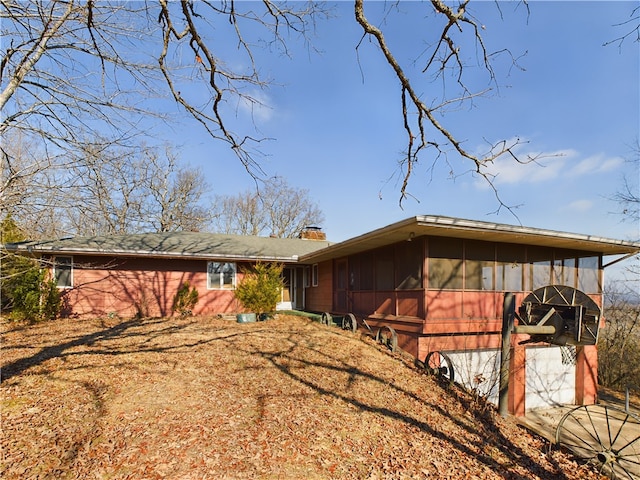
[1,315,606,479]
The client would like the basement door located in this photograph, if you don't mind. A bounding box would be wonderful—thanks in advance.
[525,345,576,410]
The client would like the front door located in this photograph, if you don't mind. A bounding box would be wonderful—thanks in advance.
[278,268,293,310]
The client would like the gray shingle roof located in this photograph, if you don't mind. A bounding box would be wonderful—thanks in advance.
[6,232,332,263]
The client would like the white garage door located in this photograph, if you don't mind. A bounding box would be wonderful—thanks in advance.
[525,345,576,410]
[447,349,501,406]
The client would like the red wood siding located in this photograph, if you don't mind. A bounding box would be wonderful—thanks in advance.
[304,260,333,313]
[59,255,244,318]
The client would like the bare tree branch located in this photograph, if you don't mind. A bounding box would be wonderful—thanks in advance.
[354,0,527,211]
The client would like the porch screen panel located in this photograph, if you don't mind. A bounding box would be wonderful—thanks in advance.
[348,255,360,290]
[397,239,423,289]
[528,247,552,290]
[375,248,394,291]
[428,237,463,290]
[496,243,525,292]
[464,240,495,290]
[577,256,600,294]
[360,253,374,291]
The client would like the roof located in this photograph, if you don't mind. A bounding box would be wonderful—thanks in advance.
[5,232,332,262]
[299,215,640,264]
[6,216,639,265]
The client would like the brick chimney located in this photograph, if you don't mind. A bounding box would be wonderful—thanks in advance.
[299,226,326,241]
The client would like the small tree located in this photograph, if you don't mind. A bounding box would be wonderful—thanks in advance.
[234,263,284,318]
[5,267,61,323]
[172,281,199,316]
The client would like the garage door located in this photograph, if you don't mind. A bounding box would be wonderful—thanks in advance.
[447,349,501,405]
[525,345,576,410]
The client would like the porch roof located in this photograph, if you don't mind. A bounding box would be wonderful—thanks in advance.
[6,232,332,263]
[299,215,640,264]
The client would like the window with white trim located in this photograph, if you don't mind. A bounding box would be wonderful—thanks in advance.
[312,264,319,287]
[207,262,236,289]
[54,256,73,288]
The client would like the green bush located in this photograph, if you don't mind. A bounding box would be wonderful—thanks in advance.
[172,281,199,316]
[6,265,62,322]
[234,262,283,316]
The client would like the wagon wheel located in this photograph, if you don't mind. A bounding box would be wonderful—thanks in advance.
[361,317,373,334]
[321,312,332,326]
[424,351,455,384]
[555,404,640,479]
[342,313,357,333]
[375,326,398,353]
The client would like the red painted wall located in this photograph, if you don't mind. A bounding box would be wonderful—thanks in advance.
[303,260,333,313]
[59,255,244,318]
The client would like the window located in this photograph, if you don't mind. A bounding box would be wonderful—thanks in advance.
[207,262,236,289]
[54,256,73,288]
[428,237,463,290]
[312,264,318,287]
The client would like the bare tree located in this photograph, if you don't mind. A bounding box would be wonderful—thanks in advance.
[612,142,640,226]
[0,130,76,238]
[66,144,211,235]
[1,0,535,209]
[1,135,210,237]
[599,281,640,391]
[144,148,211,233]
[211,177,324,238]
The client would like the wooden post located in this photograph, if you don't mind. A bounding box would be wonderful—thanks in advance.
[499,292,515,417]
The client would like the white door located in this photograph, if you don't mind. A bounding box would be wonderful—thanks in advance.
[525,345,576,410]
[447,349,501,405]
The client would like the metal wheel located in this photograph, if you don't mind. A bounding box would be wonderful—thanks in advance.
[321,312,332,326]
[424,351,455,384]
[555,404,640,479]
[375,326,398,352]
[341,313,357,333]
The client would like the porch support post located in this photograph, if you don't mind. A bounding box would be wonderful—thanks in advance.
[499,292,515,417]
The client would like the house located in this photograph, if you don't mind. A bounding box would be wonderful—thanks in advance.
[298,216,639,415]
[6,215,639,416]
[5,229,330,318]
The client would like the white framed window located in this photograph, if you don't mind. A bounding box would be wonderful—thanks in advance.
[312,264,319,287]
[207,262,236,289]
[54,256,73,288]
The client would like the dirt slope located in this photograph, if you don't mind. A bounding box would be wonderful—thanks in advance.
[1,314,605,479]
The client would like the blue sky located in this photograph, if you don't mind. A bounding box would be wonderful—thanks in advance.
[169,2,638,260]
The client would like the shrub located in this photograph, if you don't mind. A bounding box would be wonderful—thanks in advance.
[6,265,62,322]
[234,262,283,316]
[172,281,199,316]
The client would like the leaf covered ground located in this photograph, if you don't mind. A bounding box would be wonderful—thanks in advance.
[1,314,606,479]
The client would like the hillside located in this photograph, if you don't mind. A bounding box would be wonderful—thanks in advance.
[1,314,605,479]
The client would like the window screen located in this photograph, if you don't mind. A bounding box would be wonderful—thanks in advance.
[428,237,463,290]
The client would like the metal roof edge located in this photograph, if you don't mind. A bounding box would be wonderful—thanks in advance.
[299,215,640,262]
[414,215,640,248]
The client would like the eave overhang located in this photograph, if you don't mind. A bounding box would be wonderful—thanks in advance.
[299,215,640,264]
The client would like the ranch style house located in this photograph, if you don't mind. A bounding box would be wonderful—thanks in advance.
[6,215,639,416]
